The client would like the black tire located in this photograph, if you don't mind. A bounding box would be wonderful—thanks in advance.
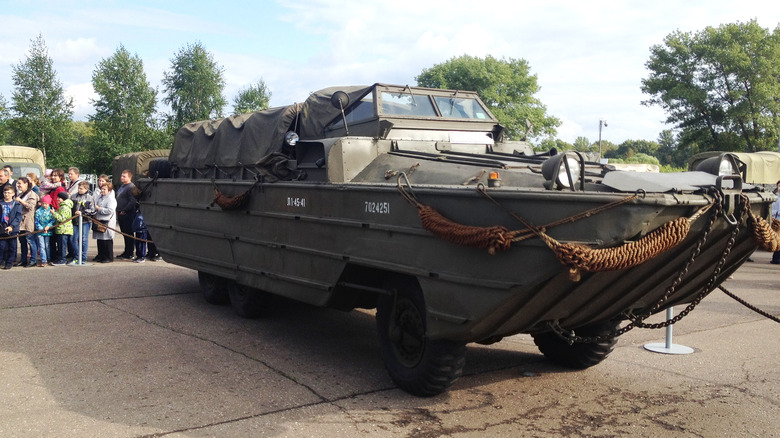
[198,271,229,305]
[376,281,466,397]
[227,281,267,319]
[532,320,620,369]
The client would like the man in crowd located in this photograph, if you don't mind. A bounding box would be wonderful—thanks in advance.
[64,167,86,261]
[116,169,138,260]
[0,168,14,194]
[2,165,15,188]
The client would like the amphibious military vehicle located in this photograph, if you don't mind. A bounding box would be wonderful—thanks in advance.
[139,83,778,396]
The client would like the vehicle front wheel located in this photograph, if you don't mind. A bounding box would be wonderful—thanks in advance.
[531,320,620,369]
[376,284,466,397]
[198,271,229,305]
[227,281,267,318]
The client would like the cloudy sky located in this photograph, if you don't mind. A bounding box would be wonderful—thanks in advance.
[1,0,778,145]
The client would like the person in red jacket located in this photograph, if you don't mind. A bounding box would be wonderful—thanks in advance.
[47,168,67,261]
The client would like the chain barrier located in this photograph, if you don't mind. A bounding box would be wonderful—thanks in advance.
[0,214,154,243]
[718,284,780,323]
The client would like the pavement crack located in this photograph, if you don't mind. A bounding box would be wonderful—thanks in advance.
[97,299,331,403]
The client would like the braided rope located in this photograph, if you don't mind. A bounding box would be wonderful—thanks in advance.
[539,217,692,281]
[396,174,699,275]
[417,205,515,255]
[211,180,260,210]
[746,214,780,251]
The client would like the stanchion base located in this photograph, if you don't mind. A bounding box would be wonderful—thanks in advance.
[644,342,694,355]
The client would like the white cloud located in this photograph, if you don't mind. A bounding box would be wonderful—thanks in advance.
[2,0,780,144]
[65,82,97,121]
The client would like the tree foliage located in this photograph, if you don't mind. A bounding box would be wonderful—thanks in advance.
[233,80,272,115]
[572,136,592,152]
[0,94,9,144]
[642,20,780,154]
[416,55,561,141]
[8,34,75,168]
[162,42,226,129]
[605,139,660,160]
[88,45,165,173]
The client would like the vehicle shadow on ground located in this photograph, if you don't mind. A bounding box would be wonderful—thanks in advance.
[179,291,584,395]
[1,285,593,436]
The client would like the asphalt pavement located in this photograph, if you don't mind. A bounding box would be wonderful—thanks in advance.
[1,239,778,437]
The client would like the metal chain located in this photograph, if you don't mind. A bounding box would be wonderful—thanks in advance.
[718,284,780,323]
[550,189,744,344]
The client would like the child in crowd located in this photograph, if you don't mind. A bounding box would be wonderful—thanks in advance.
[70,180,96,264]
[38,169,57,196]
[51,191,73,265]
[32,195,56,267]
[0,185,22,269]
[132,207,148,263]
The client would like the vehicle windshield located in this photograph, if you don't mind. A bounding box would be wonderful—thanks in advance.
[380,92,438,117]
[378,89,490,120]
[433,96,490,120]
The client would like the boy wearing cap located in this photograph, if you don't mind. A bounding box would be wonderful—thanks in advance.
[33,195,56,267]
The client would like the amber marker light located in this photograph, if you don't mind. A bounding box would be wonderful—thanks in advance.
[488,171,501,187]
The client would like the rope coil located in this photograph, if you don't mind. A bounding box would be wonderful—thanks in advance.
[417,204,515,255]
[540,217,692,281]
[211,180,260,210]
[397,174,706,279]
[746,214,780,252]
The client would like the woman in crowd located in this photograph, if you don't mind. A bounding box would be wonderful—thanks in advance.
[93,174,110,198]
[26,173,40,195]
[14,177,39,267]
[93,181,117,263]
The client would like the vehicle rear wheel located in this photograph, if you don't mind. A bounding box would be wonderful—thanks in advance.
[531,320,620,369]
[376,282,466,397]
[227,281,267,318]
[198,271,229,305]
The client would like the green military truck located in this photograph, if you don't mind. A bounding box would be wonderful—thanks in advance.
[0,145,46,179]
[140,84,776,396]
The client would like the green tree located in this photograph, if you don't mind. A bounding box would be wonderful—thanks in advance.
[656,129,689,167]
[0,94,9,144]
[233,80,272,114]
[606,139,660,160]
[572,136,592,152]
[642,20,780,154]
[162,42,226,129]
[8,34,74,167]
[88,45,162,173]
[416,55,561,141]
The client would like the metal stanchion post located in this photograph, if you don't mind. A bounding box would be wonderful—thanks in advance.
[69,214,89,267]
[644,307,694,354]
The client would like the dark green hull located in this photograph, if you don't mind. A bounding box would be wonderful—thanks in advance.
[141,177,767,342]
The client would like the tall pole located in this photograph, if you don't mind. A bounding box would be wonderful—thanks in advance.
[598,119,607,158]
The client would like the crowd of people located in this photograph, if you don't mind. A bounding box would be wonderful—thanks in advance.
[0,165,158,269]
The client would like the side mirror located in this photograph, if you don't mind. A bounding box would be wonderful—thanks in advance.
[331,91,351,135]
[330,91,350,110]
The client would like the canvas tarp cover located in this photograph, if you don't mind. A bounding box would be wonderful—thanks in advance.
[169,85,376,173]
[297,85,374,139]
[0,145,46,168]
[688,151,780,184]
[170,103,310,172]
[113,149,171,186]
